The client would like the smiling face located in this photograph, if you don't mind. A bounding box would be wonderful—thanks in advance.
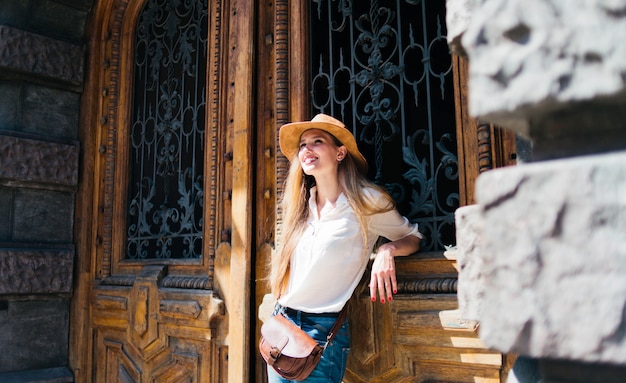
[298,129,347,177]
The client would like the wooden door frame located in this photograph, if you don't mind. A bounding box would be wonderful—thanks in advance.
[70,0,257,382]
[225,0,256,382]
[267,2,517,382]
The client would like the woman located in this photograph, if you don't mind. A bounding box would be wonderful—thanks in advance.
[268,114,423,382]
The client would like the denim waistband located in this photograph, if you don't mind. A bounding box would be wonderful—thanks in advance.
[280,305,341,318]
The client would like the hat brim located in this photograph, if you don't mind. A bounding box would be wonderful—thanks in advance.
[279,120,368,175]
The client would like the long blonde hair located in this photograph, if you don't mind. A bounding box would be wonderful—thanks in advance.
[270,138,395,298]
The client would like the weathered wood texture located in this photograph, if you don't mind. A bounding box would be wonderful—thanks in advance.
[226,0,256,382]
[71,0,238,381]
[344,254,502,383]
[91,265,226,382]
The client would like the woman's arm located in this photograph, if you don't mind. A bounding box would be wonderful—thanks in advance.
[369,234,421,304]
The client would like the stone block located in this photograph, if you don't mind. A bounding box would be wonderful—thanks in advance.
[21,84,80,140]
[0,299,69,373]
[0,134,79,188]
[0,81,19,130]
[30,1,88,43]
[0,366,73,383]
[455,204,484,321]
[0,248,74,295]
[0,187,12,240]
[0,2,29,30]
[458,0,626,136]
[0,25,85,86]
[475,150,626,364]
[13,189,74,243]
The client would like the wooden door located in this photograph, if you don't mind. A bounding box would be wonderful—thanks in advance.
[253,0,517,382]
[70,0,257,382]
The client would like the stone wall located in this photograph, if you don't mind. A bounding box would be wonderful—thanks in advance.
[0,0,92,381]
[448,0,626,382]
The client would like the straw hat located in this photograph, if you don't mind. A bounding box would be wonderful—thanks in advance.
[279,114,368,175]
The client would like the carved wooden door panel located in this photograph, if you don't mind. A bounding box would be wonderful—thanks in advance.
[76,0,236,381]
[258,1,517,382]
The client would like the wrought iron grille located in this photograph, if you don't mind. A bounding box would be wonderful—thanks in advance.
[126,0,208,260]
[310,0,458,252]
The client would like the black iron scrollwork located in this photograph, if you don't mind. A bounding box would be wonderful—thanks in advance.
[126,0,208,260]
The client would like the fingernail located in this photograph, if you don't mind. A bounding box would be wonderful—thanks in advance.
[371,297,376,302]
[381,298,385,304]
[393,289,397,294]
[388,296,393,301]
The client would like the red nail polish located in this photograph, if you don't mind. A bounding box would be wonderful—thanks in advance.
[381,298,385,304]
[371,297,376,302]
[393,289,397,294]
[388,296,393,301]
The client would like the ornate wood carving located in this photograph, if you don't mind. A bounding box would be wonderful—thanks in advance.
[161,275,212,290]
[397,277,458,294]
[83,1,229,382]
[273,0,290,242]
[99,0,127,279]
[0,248,74,295]
[478,122,495,173]
[0,25,84,86]
[0,134,78,189]
[91,265,225,382]
[98,0,221,279]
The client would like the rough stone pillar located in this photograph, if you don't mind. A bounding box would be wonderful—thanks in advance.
[448,0,626,382]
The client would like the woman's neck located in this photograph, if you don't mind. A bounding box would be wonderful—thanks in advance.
[313,177,342,216]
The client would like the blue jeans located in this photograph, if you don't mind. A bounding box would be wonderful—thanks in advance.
[266,306,350,383]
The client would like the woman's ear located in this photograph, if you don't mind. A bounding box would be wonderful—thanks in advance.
[337,146,347,161]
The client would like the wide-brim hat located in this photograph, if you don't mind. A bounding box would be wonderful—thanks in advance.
[279,113,368,175]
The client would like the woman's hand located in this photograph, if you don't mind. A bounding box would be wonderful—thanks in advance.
[370,243,398,304]
[369,235,421,304]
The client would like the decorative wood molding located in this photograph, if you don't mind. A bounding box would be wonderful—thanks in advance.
[204,0,225,277]
[397,277,458,294]
[161,275,212,290]
[98,0,221,279]
[274,0,290,242]
[101,274,211,290]
[0,134,78,189]
[478,122,495,173]
[100,0,128,279]
[101,274,134,286]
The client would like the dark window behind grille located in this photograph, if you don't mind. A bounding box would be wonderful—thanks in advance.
[310,0,458,252]
[126,0,208,260]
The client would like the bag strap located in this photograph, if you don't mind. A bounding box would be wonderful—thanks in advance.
[323,305,348,349]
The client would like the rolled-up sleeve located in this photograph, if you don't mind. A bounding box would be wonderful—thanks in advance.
[365,188,424,241]
[369,208,424,241]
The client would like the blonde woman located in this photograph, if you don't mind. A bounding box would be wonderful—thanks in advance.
[268,114,423,382]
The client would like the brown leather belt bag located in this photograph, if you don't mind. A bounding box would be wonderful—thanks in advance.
[259,308,347,381]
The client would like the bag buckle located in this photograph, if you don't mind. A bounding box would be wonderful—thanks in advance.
[268,336,289,365]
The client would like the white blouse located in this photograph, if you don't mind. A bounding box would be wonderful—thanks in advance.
[277,187,424,313]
